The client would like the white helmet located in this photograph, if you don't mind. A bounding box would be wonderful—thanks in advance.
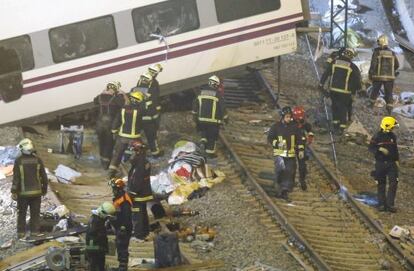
[96,202,116,218]
[208,75,220,89]
[106,81,121,92]
[18,138,35,155]
[148,63,163,77]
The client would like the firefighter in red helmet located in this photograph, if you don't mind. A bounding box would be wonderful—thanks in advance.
[292,106,314,191]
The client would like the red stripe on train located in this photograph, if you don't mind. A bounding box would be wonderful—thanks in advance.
[23,13,303,84]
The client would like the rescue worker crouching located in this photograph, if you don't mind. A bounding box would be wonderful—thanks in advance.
[86,201,116,271]
[136,71,163,157]
[93,81,126,169]
[292,106,314,191]
[192,75,228,158]
[109,178,133,271]
[108,91,145,178]
[127,139,154,241]
[267,107,305,201]
[368,116,400,213]
[320,48,362,134]
[368,34,400,114]
[11,138,48,239]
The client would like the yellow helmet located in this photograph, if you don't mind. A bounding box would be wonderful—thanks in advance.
[18,138,35,154]
[148,63,163,76]
[97,202,116,218]
[380,116,398,132]
[129,91,145,102]
[377,35,388,47]
[208,75,220,89]
[343,48,356,59]
[140,72,153,82]
[106,81,121,92]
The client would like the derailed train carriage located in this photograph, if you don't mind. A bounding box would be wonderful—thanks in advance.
[0,0,306,126]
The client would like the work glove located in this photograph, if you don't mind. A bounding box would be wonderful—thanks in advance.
[395,161,400,168]
[11,193,17,201]
[378,147,389,155]
[298,151,305,160]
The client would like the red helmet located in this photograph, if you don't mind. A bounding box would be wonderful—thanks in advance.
[292,106,305,121]
[129,139,146,152]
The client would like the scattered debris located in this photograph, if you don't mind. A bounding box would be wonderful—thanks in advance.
[54,164,82,184]
[1,240,13,250]
[0,146,20,167]
[389,225,410,239]
[393,104,414,118]
[353,192,379,206]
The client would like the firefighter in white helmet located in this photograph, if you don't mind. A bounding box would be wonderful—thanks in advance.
[192,75,228,157]
[368,35,400,114]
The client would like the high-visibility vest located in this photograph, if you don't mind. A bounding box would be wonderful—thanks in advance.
[18,157,42,197]
[329,60,352,94]
[373,49,396,80]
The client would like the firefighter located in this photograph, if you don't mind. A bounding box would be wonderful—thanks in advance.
[292,106,314,191]
[192,75,228,157]
[85,202,116,271]
[368,34,400,114]
[127,139,154,241]
[320,48,361,134]
[109,179,132,271]
[93,81,126,169]
[368,116,400,213]
[108,91,145,178]
[267,107,305,201]
[137,72,163,157]
[11,138,48,239]
[147,63,163,116]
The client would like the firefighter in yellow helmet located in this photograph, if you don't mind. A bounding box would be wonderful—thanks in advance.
[12,138,48,239]
[368,34,400,114]
[192,75,228,157]
[368,116,400,213]
[93,81,126,169]
[320,48,362,134]
[85,201,116,270]
[108,91,145,177]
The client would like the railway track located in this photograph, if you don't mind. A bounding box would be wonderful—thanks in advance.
[217,73,414,270]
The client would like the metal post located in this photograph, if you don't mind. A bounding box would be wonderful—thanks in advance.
[330,0,349,48]
[277,55,281,103]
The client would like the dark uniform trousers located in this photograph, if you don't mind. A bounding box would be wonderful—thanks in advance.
[110,137,135,171]
[375,161,398,208]
[370,81,394,112]
[88,253,105,271]
[116,230,130,271]
[198,123,219,154]
[17,197,41,234]
[96,115,114,167]
[331,92,352,130]
[297,154,307,185]
[143,121,160,155]
[131,200,149,239]
[274,157,297,193]
[86,215,108,271]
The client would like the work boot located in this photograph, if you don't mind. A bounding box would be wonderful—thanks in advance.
[118,262,128,271]
[387,206,397,213]
[299,180,307,191]
[17,232,25,239]
[281,190,291,202]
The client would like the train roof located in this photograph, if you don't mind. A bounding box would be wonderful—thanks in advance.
[0,0,165,40]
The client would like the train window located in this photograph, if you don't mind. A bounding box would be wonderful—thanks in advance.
[132,0,200,43]
[0,35,34,71]
[49,16,117,63]
[215,0,281,23]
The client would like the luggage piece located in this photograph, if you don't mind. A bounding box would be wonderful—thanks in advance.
[154,232,182,268]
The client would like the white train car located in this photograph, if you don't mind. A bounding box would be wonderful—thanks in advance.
[0,0,304,126]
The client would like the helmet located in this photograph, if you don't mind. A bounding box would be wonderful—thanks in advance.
[129,139,146,153]
[140,72,153,84]
[129,91,145,102]
[292,106,305,121]
[377,34,388,47]
[148,63,163,76]
[208,75,220,89]
[281,106,292,117]
[96,202,116,218]
[380,116,398,132]
[343,48,356,59]
[106,81,121,92]
[109,178,125,189]
[18,138,35,155]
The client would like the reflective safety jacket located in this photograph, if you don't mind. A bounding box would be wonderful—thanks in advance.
[320,56,361,95]
[267,121,304,158]
[128,155,153,202]
[369,47,399,81]
[112,102,144,139]
[368,130,399,162]
[148,79,161,112]
[112,192,133,234]
[12,154,48,198]
[297,121,314,145]
[85,214,108,253]
[192,88,227,124]
[142,95,159,122]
